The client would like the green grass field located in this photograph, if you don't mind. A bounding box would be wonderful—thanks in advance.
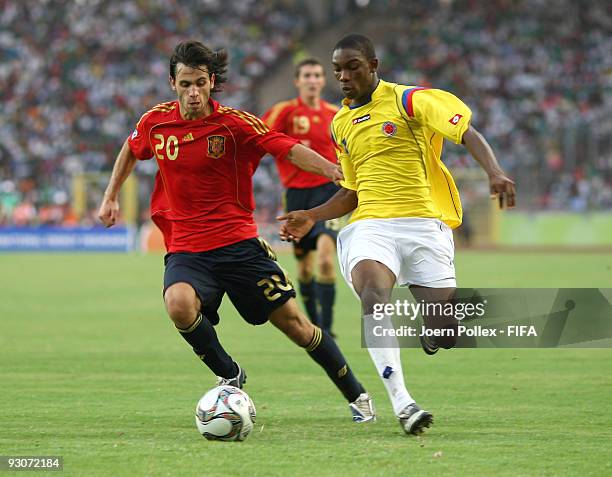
[1,251,611,476]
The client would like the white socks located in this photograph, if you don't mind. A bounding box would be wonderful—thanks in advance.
[363,314,415,415]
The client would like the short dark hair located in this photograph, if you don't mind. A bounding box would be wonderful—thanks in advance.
[294,57,324,78]
[333,34,376,61]
[169,40,228,92]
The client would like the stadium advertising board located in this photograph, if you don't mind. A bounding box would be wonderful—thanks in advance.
[0,226,134,252]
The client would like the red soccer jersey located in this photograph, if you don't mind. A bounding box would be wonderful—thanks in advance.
[128,99,298,253]
[262,97,338,189]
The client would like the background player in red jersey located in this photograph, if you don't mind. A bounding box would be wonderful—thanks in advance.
[97,41,375,422]
[263,59,340,336]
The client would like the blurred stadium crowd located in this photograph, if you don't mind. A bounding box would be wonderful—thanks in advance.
[0,0,610,227]
[369,0,611,212]
[0,0,311,226]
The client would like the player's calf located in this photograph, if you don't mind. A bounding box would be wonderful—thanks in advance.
[165,283,238,380]
[422,310,458,350]
[269,299,313,347]
[316,250,337,335]
[410,286,458,352]
[297,255,321,326]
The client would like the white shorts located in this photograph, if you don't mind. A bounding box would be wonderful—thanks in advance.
[337,217,456,290]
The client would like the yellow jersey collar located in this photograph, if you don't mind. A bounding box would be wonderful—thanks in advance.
[342,79,387,109]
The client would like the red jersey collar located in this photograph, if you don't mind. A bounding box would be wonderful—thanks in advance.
[209,97,220,113]
[297,95,322,111]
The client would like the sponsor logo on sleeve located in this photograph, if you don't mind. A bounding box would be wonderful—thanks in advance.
[131,129,138,139]
[449,114,463,125]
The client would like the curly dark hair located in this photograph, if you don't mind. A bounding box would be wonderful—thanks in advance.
[169,40,228,93]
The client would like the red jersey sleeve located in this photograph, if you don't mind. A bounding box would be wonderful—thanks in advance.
[232,109,299,160]
[253,130,299,159]
[127,111,154,160]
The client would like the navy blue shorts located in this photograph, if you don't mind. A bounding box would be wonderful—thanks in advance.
[163,238,296,326]
[285,182,341,258]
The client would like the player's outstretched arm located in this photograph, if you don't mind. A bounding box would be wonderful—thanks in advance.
[97,139,138,227]
[277,187,357,242]
[462,125,516,209]
[286,143,344,184]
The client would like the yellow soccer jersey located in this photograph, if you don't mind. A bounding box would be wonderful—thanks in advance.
[331,79,472,228]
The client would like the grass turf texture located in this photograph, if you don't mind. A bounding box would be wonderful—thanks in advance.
[1,251,611,476]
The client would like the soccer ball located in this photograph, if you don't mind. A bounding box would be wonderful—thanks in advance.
[195,385,256,441]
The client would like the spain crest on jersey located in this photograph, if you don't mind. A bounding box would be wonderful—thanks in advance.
[207,135,225,158]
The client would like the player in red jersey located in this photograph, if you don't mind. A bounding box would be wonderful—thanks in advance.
[97,41,375,422]
[262,58,340,336]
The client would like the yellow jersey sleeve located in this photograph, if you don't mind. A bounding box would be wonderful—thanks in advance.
[401,88,472,144]
[331,123,357,190]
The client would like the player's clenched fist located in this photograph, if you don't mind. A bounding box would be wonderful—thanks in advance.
[277,210,315,242]
[97,197,120,227]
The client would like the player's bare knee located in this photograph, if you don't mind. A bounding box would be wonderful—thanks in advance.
[297,262,314,283]
[352,261,395,315]
[359,288,389,316]
[298,270,314,283]
[318,257,335,281]
[164,283,199,328]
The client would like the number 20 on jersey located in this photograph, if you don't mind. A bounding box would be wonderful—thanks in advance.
[154,134,179,161]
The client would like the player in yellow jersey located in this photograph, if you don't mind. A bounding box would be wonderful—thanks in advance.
[278,34,516,435]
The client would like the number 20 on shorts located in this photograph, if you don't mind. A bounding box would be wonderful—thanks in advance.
[258,275,292,301]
